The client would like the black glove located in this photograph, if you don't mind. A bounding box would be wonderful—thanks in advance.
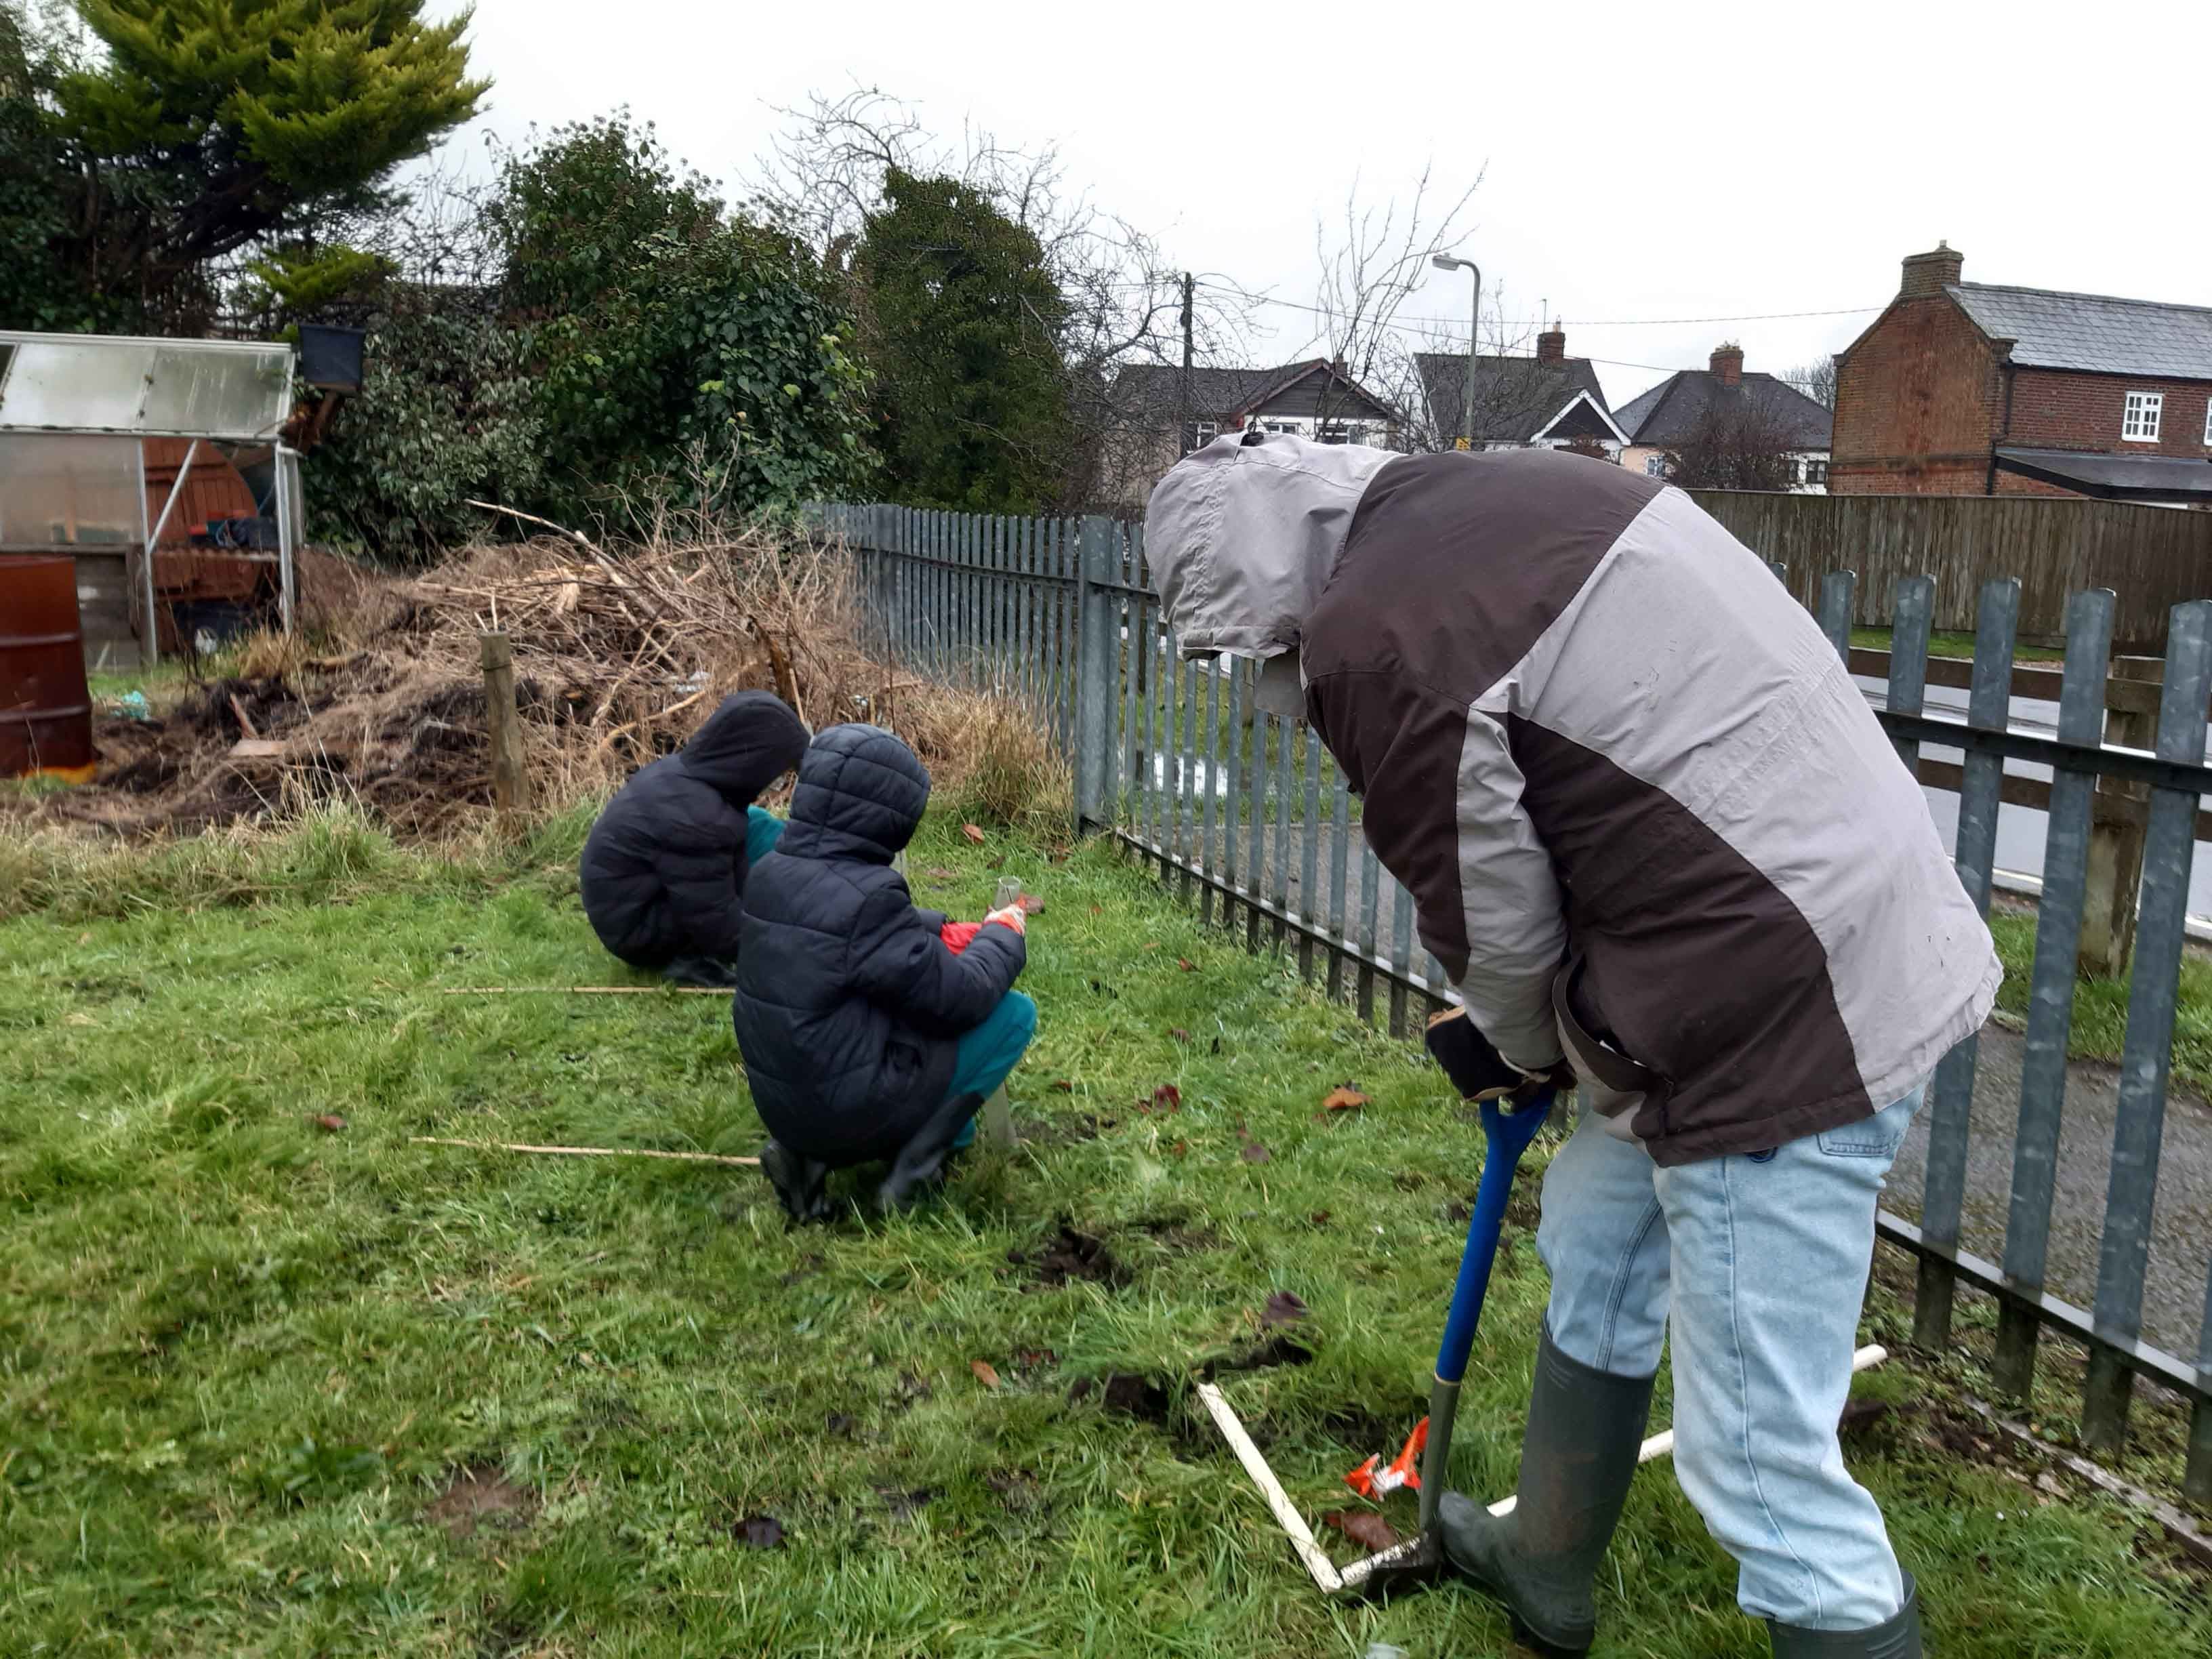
[1424,1005,1563,1101]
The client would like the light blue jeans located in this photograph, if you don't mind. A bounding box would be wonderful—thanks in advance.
[1538,1084,1924,1631]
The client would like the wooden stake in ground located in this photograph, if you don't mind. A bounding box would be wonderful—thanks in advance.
[412,1137,758,1168]
[478,631,531,820]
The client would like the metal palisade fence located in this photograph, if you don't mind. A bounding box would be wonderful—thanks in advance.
[817,501,2212,1505]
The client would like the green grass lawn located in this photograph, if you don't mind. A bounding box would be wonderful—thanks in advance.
[1988,907,2212,1101]
[3,811,2207,1656]
[1851,626,2070,665]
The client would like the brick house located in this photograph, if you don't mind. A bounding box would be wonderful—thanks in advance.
[1613,344,1833,490]
[1831,244,2212,504]
[1102,358,1401,504]
[1413,326,1629,459]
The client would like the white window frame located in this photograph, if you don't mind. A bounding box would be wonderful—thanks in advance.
[2123,390,2163,443]
[1805,457,1829,487]
[1643,453,1667,478]
[1189,420,1216,451]
[2203,401,2212,447]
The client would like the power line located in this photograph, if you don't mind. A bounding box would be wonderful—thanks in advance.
[1194,281,1877,333]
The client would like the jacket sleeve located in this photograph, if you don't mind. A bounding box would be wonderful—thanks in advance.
[848,881,1026,1037]
[657,804,747,960]
[1309,672,1565,1073]
[1439,708,1566,1071]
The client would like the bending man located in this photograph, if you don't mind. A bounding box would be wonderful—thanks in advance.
[1144,434,1996,1658]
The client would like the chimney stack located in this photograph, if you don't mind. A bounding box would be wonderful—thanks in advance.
[1536,325,1566,365]
[1900,240,1964,299]
[1710,343,1744,388]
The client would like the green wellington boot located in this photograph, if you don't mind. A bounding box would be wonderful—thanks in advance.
[1768,1574,1923,1658]
[1435,1331,1655,1657]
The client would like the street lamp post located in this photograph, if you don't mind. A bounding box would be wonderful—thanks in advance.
[1432,253,1480,451]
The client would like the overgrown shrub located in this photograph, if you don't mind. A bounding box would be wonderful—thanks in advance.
[306,296,546,560]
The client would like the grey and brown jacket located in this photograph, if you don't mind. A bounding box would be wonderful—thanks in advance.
[1145,435,2000,1166]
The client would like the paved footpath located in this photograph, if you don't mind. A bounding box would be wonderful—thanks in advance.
[1886,1021,2211,1364]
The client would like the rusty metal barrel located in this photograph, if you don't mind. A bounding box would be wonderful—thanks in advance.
[1,554,98,783]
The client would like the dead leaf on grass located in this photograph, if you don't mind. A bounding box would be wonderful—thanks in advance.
[970,1359,1002,1389]
[1240,1140,1273,1164]
[309,1113,348,1133]
[1322,1085,1370,1113]
[928,867,958,880]
[1169,1027,1191,1043]
[1324,1510,1401,1553]
[961,824,986,844]
[1050,1079,1074,1092]
[1177,958,1197,972]
[1143,1083,1181,1114]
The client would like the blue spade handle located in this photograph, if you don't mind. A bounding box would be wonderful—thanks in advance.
[1435,1089,1554,1385]
[1416,1087,1553,1532]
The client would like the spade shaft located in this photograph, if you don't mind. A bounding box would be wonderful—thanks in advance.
[1416,1088,1554,1532]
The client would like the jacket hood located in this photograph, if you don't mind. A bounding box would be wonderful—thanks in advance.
[1143,430,1399,660]
[778,723,930,864]
[679,692,809,800]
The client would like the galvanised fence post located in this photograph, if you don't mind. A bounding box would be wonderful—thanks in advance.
[2082,600,2212,1452]
[1073,515,1119,834]
[1994,588,2114,1398]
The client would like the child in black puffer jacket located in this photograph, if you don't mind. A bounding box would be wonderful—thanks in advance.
[579,692,808,987]
[731,724,1035,1219]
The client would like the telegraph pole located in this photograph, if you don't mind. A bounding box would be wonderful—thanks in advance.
[1179,272,1195,453]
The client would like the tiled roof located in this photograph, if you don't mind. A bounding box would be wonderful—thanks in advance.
[1948,283,2212,380]
[1111,360,1397,423]
[1413,352,1612,443]
[1613,370,1832,449]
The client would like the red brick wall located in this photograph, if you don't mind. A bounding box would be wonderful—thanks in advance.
[1829,296,2003,494]
[2004,368,2212,458]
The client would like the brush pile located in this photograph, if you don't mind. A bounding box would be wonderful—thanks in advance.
[18,514,1047,842]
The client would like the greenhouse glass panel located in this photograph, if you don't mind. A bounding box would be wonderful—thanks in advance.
[0,332,291,439]
[0,433,142,546]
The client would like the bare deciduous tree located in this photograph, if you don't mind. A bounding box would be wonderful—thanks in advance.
[1784,354,1838,409]
[1299,164,1485,445]
[1661,394,1809,490]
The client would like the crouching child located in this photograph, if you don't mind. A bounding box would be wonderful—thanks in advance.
[732,724,1036,1220]
[579,691,809,987]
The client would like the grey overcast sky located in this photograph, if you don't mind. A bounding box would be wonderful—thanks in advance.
[451,0,2211,407]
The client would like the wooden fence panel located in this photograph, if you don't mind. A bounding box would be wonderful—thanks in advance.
[1687,490,2212,652]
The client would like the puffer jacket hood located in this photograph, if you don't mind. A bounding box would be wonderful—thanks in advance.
[777,723,930,865]
[682,691,809,801]
[1144,430,1399,660]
